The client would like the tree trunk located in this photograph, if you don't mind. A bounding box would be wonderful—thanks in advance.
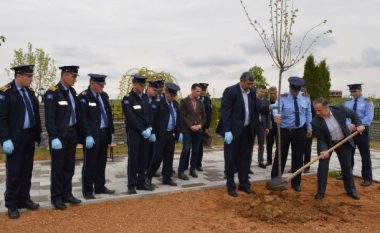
[276,69,284,178]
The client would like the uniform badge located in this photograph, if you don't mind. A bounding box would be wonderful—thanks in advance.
[133,105,142,110]
[81,98,86,103]
[46,94,54,100]
[89,102,97,106]
[151,104,157,109]
[124,100,129,105]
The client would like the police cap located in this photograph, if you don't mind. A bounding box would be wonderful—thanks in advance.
[165,83,180,96]
[89,73,107,85]
[59,65,80,75]
[199,83,209,91]
[132,74,147,84]
[11,65,34,75]
[288,76,305,91]
[148,80,160,89]
[347,83,363,91]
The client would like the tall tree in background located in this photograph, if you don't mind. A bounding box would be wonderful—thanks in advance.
[303,54,331,100]
[6,42,57,100]
[239,0,332,180]
[249,65,269,88]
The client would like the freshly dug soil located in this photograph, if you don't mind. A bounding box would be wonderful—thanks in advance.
[1,176,379,233]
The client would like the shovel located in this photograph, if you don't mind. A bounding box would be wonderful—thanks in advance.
[266,131,359,191]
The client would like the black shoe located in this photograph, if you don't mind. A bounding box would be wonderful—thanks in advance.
[128,187,137,195]
[189,170,198,178]
[265,162,272,166]
[137,183,154,191]
[304,168,311,174]
[8,208,20,219]
[336,175,343,180]
[163,179,177,186]
[361,180,372,187]
[172,170,176,174]
[178,172,189,180]
[238,187,256,195]
[314,193,325,200]
[153,172,161,177]
[18,200,40,210]
[248,169,254,174]
[347,190,360,200]
[95,187,115,195]
[52,201,67,210]
[83,194,96,200]
[292,185,301,192]
[196,166,204,172]
[228,190,238,197]
[63,196,82,204]
[258,164,266,169]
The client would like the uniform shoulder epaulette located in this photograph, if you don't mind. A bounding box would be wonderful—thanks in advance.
[80,91,87,96]
[48,85,58,91]
[0,84,11,92]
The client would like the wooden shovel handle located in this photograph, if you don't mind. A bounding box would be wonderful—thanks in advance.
[286,131,359,182]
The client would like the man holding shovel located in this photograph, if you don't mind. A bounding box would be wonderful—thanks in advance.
[312,97,365,200]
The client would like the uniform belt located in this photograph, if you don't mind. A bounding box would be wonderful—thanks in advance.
[100,127,109,132]
[22,128,35,133]
[281,127,303,132]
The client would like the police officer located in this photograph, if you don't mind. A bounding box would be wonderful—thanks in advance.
[345,83,374,186]
[78,74,115,199]
[122,74,155,194]
[155,79,165,100]
[0,65,42,219]
[44,65,82,210]
[145,81,159,171]
[266,86,278,166]
[196,83,212,172]
[271,76,312,192]
[146,83,182,186]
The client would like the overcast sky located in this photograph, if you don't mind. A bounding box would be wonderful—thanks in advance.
[0,0,379,98]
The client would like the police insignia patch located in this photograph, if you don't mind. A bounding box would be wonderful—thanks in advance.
[152,104,157,109]
[46,94,54,100]
[81,98,86,103]
[0,94,5,100]
[124,100,129,104]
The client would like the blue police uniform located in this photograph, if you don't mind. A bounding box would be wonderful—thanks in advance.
[78,74,115,198]
[271,76,312,191]
[0,65,42,217]
[345,84,374,185]
[44,66,81,208]
[146,83,182,185]
[122,75,154,194]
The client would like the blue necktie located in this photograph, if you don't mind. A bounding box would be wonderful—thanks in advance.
[97,94,109,127]
[168,102,175,129]
[66,89,76,125]
[21,88,36,128]
[293,96,300,127]
[353,99,358,111]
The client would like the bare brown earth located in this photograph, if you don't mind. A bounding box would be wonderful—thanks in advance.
[1,176,379,233]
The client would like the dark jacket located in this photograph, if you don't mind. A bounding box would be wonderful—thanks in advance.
[78,87,115,145]
[44,82,80,140]
[257,97,270,129]
[153,97,182,140]
[122,90,153,133]
[216,83,268,138]
[311,104,362,153]
[200,95,212,130]
[0,81,42,145]
[179,96,206,133]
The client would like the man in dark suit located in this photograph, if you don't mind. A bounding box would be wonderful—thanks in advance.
[146,83,182,186]
[217,72,268,197]
[122,74,155,194]
[44,65,82,210]
[78,74,115,199]
[0,65,42,219]
[312,97,365,200]
[177,83,206,180]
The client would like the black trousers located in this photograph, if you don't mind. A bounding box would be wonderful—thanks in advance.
[82,128,109,196]
[317,142,356,194]
[127,129,149,189]
[224,125,253,191]
[351,126,372,182]
[147,132,175,182]
[271,127,305,187]
[304,136,312,166]
[266,127,278,164]
[147,141,155,170]
[253,125,265,164]
[5,129,36,209]
[50,128,77,202]
[196,134,205,168]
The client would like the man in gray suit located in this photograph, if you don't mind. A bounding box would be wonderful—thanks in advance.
[312,97,365,200]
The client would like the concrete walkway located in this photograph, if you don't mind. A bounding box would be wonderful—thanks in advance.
[0,143,379,213]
